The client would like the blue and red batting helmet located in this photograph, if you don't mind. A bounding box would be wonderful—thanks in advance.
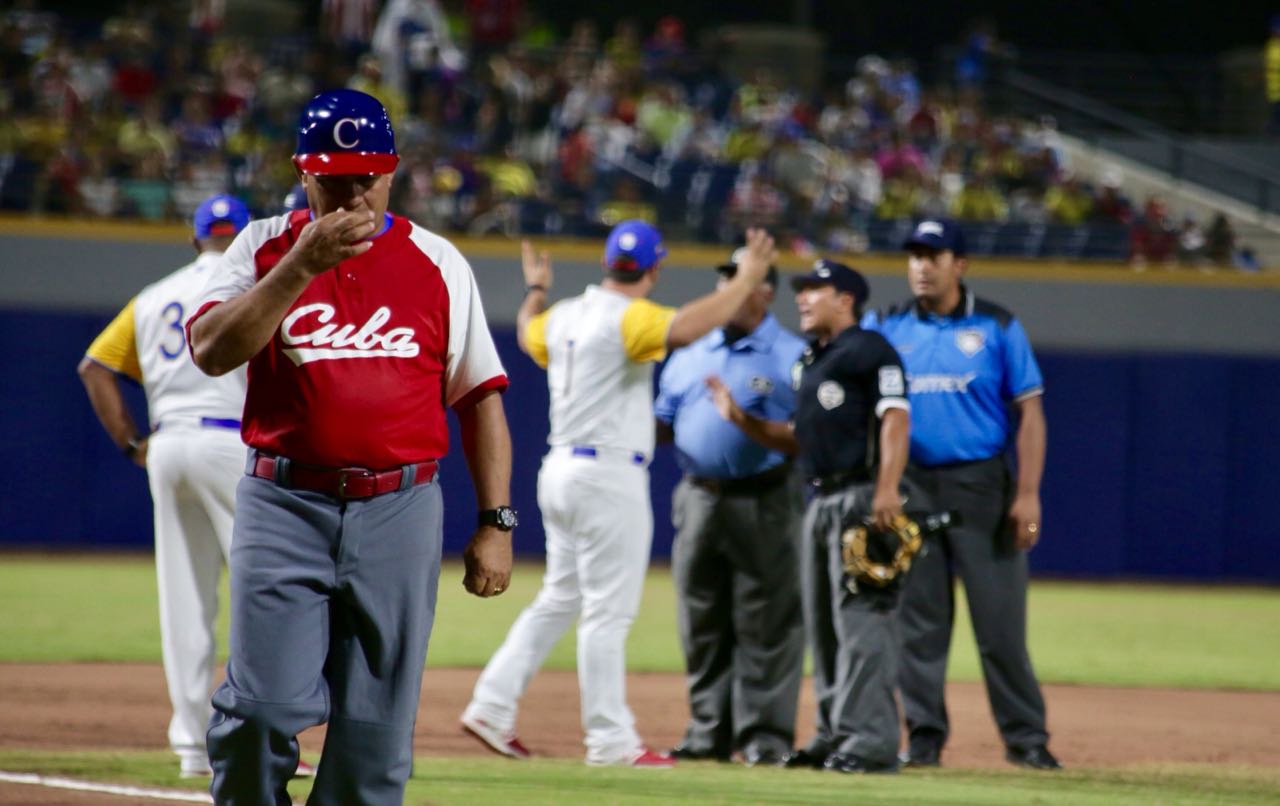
[293,89,399,176]
[193,194,250,239]
[603,220,667,272]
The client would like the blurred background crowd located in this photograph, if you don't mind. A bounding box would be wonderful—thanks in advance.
[0,0,1259,268]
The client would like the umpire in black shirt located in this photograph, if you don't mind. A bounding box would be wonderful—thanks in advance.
[707,259,911,774]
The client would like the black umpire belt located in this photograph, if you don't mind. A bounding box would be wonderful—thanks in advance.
[808,468,873,494]
[688,462,793,496]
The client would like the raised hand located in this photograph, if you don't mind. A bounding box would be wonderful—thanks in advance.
[705,375,742,424]
[291,208,379,276]
[734,228,777,285]
[521,240,552,290]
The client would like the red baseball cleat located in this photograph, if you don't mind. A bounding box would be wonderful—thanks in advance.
[461,714,532,760]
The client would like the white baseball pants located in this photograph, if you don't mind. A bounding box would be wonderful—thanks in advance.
[466,448,653,763]
[145,426,244,770]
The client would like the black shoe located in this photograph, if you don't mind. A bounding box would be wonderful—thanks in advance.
[823,752,900,774]
[668,743,729,762]
[741,745,786,767]
[783,745,830,769]
[1006,745,1062,770]
[898,737,942,768]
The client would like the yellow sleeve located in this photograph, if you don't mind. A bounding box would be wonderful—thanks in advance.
[620,298,677,363]
[522,308,551,369]
[85,299,142,382]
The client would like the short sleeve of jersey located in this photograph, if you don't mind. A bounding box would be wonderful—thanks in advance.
[522,308,552,369]
[194,225,258,306]
[653,349,688,424]
[85,298,142,382]
[427,235,508,408]
[1001,318,1044,401]
[620,298,676,363]
[862,332,910,418]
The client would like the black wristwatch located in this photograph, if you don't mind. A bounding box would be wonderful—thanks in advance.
[478,506,518,531]
[123,436,145,457]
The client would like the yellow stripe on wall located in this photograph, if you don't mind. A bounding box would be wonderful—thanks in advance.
[1,214,1276,289]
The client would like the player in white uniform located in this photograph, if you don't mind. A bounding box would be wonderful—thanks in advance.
[461,222,776,766]
[78,194,292,779]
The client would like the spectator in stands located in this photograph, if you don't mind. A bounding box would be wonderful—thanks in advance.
[1205,213,1237,267]
[348,53,409,125]
[465,0,525,65]
[724,170,785,234]
[599,175,657,227]
[644,15,688,80]
[1129,197,1178,269]
[604,19,643,77]
[951,171,1009,222]
[1043,174,1093,225]
[1176,217,1207,267]
[117,97,175,165]
[75,152,119,217]
[118,150,170,221]
[1091,169,1133,225]
[1267,15,1280,136]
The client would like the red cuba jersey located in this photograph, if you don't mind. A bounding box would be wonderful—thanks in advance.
[188,210,508,468]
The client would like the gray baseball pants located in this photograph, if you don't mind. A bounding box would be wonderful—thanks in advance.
[896,456,1049,753]
[670,472,804,757]
[800,483,901,765]
[207,464,442,806]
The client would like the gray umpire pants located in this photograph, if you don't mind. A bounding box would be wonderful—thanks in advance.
[670,472,804,756]
[208,466,442,806]
[897,456,1049,752]
[800,483,900,765]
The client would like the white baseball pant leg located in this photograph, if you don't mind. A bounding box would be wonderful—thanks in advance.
[466,450,652,763]
[146,427,244,770]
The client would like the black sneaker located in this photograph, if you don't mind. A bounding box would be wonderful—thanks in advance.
[898,736,942,768]
[823,752,900,774]
[668,743,729,762]
[1006,745,1062,770]
[783,744,831,769]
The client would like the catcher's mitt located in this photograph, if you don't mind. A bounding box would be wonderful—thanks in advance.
[840,513,925,588]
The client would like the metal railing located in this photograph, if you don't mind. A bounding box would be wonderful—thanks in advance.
[1000,69,1280,214]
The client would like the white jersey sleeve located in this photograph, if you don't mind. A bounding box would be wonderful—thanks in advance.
[408,224,507,408]
[194,215,290,308]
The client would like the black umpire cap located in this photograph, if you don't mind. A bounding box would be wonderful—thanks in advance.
[789,258,870,303]
[715,246,779,286]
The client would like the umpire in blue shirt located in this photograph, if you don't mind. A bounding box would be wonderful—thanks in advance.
[863,219,1060,771]
[655,247,807,766]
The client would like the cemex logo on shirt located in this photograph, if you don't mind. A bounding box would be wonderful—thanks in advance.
[280,303,420,365]
[909,372,978,394]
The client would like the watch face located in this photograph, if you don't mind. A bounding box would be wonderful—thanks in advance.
[497,507,518,529]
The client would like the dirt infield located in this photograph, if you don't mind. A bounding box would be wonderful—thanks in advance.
[2,663,1279,802]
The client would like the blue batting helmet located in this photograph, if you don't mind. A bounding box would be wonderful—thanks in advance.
[293,89,399,176]
[603,220,667,272]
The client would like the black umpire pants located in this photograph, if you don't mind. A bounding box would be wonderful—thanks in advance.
[670,470,804,757]
[896,456,1049,753]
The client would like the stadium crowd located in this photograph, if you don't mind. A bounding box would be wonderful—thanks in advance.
[0,1,1255,267]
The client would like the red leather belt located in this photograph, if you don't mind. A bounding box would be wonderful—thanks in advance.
[251,454,438,500]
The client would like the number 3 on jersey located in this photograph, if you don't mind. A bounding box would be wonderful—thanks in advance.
[160,301,186,360]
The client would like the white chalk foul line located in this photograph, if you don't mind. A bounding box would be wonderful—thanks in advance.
[0,770,213,803]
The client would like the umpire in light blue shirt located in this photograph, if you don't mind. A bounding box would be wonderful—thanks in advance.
[654,246,807,766]
[862,218,1060,771]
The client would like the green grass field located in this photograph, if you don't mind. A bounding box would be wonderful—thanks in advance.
[3,554,1279,689]
[1,553,1279,804]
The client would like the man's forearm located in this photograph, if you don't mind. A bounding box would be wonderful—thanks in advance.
[515,290,547,356]
[190,257,314,376]
[875,408,910,494]
[458,391,513,509]
[730,409,799,456]
[1014,396,1047,495]
[77,359,142,449]
[666,276,757,349]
